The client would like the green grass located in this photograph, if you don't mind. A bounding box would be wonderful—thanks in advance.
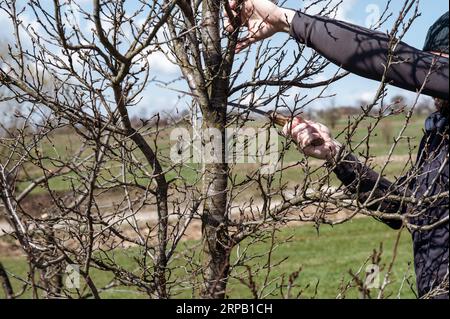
[228,217,415,299]
[0,217,416,299]
[0,115,420,299]
[11,114,425,195]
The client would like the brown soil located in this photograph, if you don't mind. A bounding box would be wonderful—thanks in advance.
[0,237,24,257]
[0,189,359,258]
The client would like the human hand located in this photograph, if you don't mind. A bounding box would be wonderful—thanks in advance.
[224,0,295,53]
[282,117,341,161]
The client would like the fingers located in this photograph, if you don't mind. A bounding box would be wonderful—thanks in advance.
[282,117,303,137]
[314,122,332,136]
[295,128,321,148]
[284,122,318,149]
[281,116,341,160]
[282,117,332,147]
[303,145,328,159]
[290,123,309,139]
[225,0,247,34]
[235,36,259,53]
[301,120,332,142]
[224,1,239,33]
[303,141,336,160]
[224,16,235,33]
[281,116,339,160]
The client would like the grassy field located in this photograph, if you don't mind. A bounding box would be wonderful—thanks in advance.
[0,217,416,299]
[1,114,422,299]
[14,114,426,195]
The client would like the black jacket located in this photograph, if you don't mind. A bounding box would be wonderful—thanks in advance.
[334,112,449,298]
[290,11,449,100]
[290,12,449,298]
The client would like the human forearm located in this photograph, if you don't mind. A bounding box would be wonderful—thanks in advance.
[333,152,406,229]
[289,11,449,100]
[282,115,407,229]
[275,8,296,33]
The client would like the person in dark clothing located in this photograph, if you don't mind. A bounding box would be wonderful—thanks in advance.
[225,1,449,298]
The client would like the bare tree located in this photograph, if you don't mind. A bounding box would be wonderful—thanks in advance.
[318,107,340,129]
[0,0,447,300]
[0,0,181,299]
[164,0,355,298]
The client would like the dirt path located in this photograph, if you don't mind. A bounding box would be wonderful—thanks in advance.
[0,220,12,237]
[0,188,358,257]
[0,202,361,257]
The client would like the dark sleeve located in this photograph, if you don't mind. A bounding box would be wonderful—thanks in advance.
[290,11,449,100]
[333,153,408,229]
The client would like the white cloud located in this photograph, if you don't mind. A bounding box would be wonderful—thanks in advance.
[311,74,328,82]
[357,90,376,103]
[147,51,179,75]
[0,12,11,41]
[0,11,44,59]
[141,27,180,76]
[0,2,52,44]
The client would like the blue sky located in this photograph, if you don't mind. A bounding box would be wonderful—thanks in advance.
[144,0,450,116]
[1,1,448,117]
[144,0,449,117]
[285,0,449,109]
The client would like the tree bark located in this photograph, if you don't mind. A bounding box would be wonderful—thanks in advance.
[199,0,233,299]
[113,84,169,299]
[201,109,230,299]
[0,262,14,299]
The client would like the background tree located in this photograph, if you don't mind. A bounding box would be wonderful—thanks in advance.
[0,0,181,298]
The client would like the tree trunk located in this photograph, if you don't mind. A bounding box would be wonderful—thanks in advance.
[0,262,14,299]
[201,109,230,299]
[199,0,234,299]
